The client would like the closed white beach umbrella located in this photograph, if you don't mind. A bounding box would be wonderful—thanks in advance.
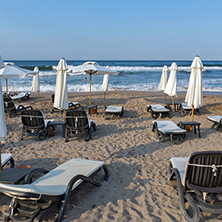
[0,63,35,95]
[158,65,168,102]
[0,55,6,170]
[54,58,68,116]
[102,74,109,102]
[185,56,203,121]
[32,67,40,100]
[164,62,177,109]
[71,62,118,104]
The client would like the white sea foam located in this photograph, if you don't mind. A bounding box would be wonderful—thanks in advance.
[52,65,222,73]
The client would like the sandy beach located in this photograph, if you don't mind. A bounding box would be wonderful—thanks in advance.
[1,90,222,222]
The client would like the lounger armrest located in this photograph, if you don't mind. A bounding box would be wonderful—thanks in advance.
[24,168,49,184]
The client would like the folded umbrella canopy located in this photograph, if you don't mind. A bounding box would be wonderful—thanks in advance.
[0,55,7,170]
[185,56,203,121]
[71,62,118,104]
[0,63,36,96]
[32,67,40,100]
[54,58,68,119]
[164,62,177,110]
[158,65,168,102]
[102,74,109,102]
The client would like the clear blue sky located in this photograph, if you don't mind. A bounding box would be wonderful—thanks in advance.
[1,0,222,60]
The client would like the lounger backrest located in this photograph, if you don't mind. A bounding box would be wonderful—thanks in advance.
[66,110,89,129]
[3,96,16,111]
[184,151,222,192]
[21,109,45,129]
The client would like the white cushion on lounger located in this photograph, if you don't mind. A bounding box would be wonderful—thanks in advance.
[1,153,12,166]
[207,115,222,123]
[170,157,188,186]
[181,103,201,110]
[69,101,80,106]
[0,159,105,196]
[15,104,31,109]
[148,104,169,112]
[105,106,123,113]
[11,93,30,100]
[154,120,186,134]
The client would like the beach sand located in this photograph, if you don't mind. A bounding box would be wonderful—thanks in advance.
[1,91,222,222]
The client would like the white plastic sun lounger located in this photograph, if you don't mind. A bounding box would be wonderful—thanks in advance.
[11,92,30,101]
[152,120,186,142]
[0,158,109,222]
[180,102,201,115]
[147,104,170,119]
[207,115,222,130]
[168,151,222,222]
[105,105,124,119]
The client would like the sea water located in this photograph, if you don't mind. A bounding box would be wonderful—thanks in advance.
[2,60,222,93]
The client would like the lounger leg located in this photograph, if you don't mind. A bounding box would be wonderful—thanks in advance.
[172,168,200,222]
[65,125,69,142]
[56,175,102,222]
[197,125,201,138]
[216,120,222,131]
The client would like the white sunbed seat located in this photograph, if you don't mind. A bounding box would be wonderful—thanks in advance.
[168,151,222,222]
[105,105,124,119]
[180,102,202,115]
[0,158,109,222]
[207,115,222,131]
[11,92,30,100]
[152,120,186,142]
[147,104,170,119]
[1,153,14,168]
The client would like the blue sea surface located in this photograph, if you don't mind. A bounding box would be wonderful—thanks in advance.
[2,60,222,93]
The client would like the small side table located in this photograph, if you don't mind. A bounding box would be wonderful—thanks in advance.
[84,105,98,115]
[166,102,180,112]
[48,121,66,138]
[178,121,201,138]
[0,168,31,184]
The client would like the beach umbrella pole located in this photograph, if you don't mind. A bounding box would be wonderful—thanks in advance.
[164,93,166,103]
[172,96,174,111]
[89,74,92,105]
[6,79,8,97]
[191,105,194,122]
[37,91,40,101]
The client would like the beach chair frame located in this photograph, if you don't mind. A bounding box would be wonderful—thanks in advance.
[152,121,185,142]
[147,104,170,119]
[3,96,33,117]
[104,105,124,119]
[180,103,201,116]
[207,116,222,131]
[20,109,51,141]
[65,110,96,142]
[168,151,222,222]
[2,160,109,222]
